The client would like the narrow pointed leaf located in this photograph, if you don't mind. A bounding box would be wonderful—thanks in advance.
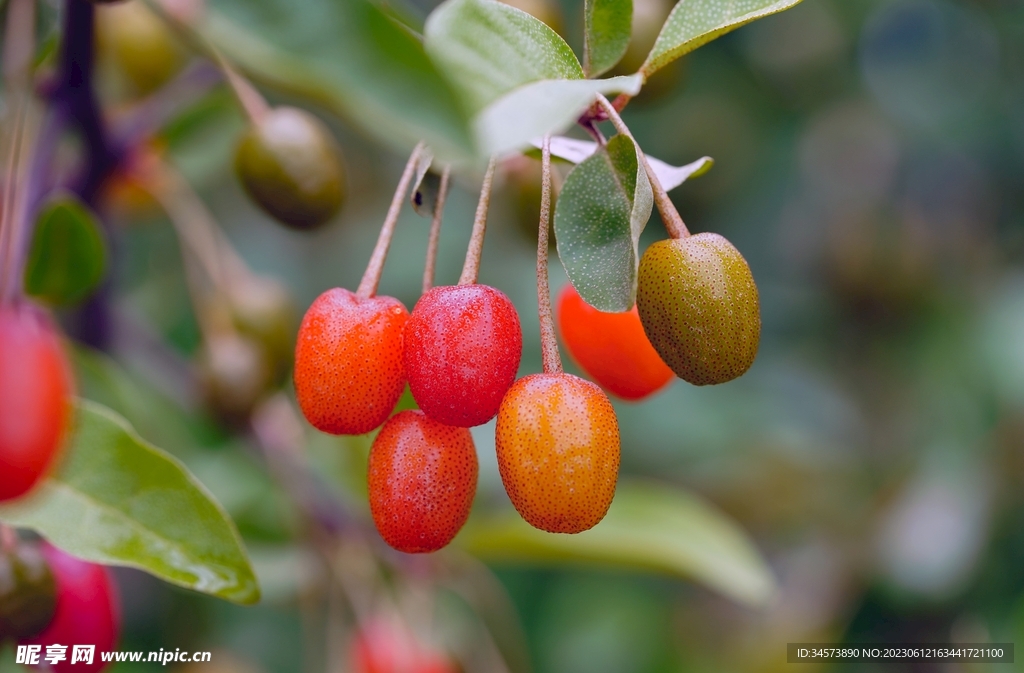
[424,0,584,114]
[0,400,260,605]
[530,136,713,189]
[475,75,642,157]
[24,197,106,307]
[641,0,805,77]
[584,0,632,77]
[457,480,777,606]
[554,133,652,312]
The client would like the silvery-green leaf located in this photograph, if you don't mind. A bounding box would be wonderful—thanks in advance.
[531,136,714,189]
[424,0,584,113]
[553,133,652,312]
[475,75,642,157]
[584,0,632,77]
[641,0,805,77]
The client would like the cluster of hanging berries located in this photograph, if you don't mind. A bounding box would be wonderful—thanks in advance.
[293,128,761,554]
[0,539,120,673]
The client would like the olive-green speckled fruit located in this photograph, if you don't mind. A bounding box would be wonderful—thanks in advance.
[234,107,346,231]
[636,233,760,386]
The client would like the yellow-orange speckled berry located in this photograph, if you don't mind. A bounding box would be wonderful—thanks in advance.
[294,288,408,435]
[368,410,477,553]
[495,373,619,534]
[636,234,760,386]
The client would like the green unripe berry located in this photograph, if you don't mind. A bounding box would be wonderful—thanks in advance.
[0,544,56,641]
[234,107,346,231]
[636,233,760,386]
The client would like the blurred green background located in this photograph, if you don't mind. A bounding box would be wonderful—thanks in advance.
[6,0,1024,671]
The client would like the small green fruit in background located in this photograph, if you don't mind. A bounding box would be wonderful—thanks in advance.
[234,107,346,231]
[637,233,760,386]
[198,332,273,424]
[0,544,57,641]
[95,0,187,96]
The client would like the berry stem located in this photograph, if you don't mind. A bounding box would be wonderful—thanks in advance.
[595,94,690,239]
[357,142,425,299]
[537,135,563,375]
[0,0,35,306]
[422,166,451,294]
[458,156,497,286]
[214,48,270,126]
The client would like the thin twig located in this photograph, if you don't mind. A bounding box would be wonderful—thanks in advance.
[458,157,497,286]
[537,136,562,375]
[212,47,270,125]
[422,166,451,294]
[357,142,425,299]
[0,102,28,305]
[594,94,689,239]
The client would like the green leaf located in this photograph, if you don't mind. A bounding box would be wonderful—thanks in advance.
[641,0,805,77]
[475,74,642,157]
[424,0,585,114]
[531,136,714,190]
[584,0,632,77]
[203,0,474,162]
[0,400,260,605]
[456,480,776,606]
[553,133,652,312]
[24,197,106,306]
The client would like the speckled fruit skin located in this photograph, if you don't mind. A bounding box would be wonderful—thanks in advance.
[557,284,673,401]
[234,107,346,231]
[21,544,120,673]
[403,284,522,427]
[368,411,477,553]
[495,374,620,534]
[294,288,408,435]
[636,234,760,386]
[0,305,73,502]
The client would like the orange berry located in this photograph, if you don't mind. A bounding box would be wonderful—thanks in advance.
[556,283,673,401]
[368,410,477,553]
[294,288,408,435]
[495,373,619,533]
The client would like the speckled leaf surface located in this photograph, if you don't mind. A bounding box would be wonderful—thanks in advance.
[0,400,260,605]
[641,0,804,77]
[554,134,652,312]
[474,75,642,157]
[584,0,632,77]
[457,480,776,606]
[425,0,585,114]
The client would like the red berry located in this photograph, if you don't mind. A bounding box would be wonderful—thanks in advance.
[368,410,477,553]
[403,284,522,427]
[556,284,673,401]
[294,288,408,435]
[21,544,120,673]
[496,373,620,534]
[0,304,73,502]
[351,617,454,673]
